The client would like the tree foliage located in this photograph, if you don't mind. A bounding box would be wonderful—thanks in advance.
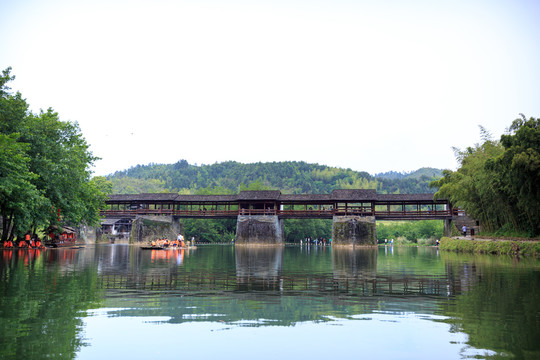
[377,220,443,242]
[109,161,441,196]
[0,67,107,241]
[431,116,540,236]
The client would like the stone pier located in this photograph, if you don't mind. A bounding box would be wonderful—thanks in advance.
[332,216,377,246]
[235,215,284,245]
[130,215,182,244]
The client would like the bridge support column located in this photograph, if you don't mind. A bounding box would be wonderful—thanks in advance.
[130,216,181,244]
[235,215,284,245]
[444,218,453,237]
[332,216,377,246]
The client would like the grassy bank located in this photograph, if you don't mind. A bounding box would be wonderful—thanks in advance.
[439,237,540,257]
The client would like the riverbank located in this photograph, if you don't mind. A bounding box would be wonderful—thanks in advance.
[439,237,540,257]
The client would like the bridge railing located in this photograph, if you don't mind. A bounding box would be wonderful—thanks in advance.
[374,209,451,218]
[175,209,239,217]
[452,209,467,216]
[238,209,278,216]
[101,208,452,218]
[334,210,374,216]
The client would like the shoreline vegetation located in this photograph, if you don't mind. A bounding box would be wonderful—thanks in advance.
[430,116,540,239]
[439,236,540,257]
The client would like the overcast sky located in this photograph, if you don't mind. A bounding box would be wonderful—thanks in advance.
[1,0,539,176]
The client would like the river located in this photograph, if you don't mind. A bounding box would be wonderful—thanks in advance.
[1,244,539,359]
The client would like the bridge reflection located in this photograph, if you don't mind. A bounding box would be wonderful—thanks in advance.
[90,246,451,297]
[235,246,283,291]
[1,245,455,298]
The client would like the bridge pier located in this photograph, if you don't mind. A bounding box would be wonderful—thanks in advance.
[130,215,182,244]
[332,216,377,246]
[235,215,284,245]
[444,218,453,237]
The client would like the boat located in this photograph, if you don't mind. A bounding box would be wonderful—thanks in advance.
[1,246,46,250]
[141,246,165,250]
[141,246,196,250]
[44,226,78,248]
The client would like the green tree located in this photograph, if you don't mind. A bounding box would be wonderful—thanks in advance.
[431,117,540,237]
[0,67,106,240]
[0,134,43,241]
[284,219,332,242]
[489,115,540,235]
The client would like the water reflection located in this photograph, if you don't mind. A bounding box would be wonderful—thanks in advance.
[0,249,102,360]
[440,252,540,359]
[235,246,283,291]
[332,247,377,279]
[1,245,539,359]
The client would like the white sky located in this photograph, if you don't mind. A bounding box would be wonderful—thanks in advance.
[1,0,539,176]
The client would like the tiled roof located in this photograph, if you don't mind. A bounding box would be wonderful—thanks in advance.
[107,190,441,203]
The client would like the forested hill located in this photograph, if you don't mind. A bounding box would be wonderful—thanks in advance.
[107,160,443,195]
[375,168,444,180]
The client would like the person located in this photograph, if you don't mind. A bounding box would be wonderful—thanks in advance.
[436,239,440,246]
[462,225,467,237]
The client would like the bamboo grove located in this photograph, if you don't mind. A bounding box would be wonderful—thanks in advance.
[431,116,540,237]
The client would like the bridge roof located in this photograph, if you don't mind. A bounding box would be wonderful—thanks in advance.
[331,189,377,200]
[280,194,333,202]
[237,190,282,201]
[176,195,237,202]
[375,193,439,202]
[108,193,180,202]
[106,191,440,203]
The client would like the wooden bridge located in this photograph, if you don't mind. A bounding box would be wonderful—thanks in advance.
[102,189,451,221]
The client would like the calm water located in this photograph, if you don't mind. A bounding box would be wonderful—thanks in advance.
[1,244,539,360]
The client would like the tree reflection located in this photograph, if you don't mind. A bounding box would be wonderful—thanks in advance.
[440,253,540,359]
[0,250,102,360]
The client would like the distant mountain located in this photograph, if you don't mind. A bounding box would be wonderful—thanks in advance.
[375,168,443,180]
[107,160,443,195]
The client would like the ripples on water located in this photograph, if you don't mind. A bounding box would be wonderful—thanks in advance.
[1,244,539,359]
